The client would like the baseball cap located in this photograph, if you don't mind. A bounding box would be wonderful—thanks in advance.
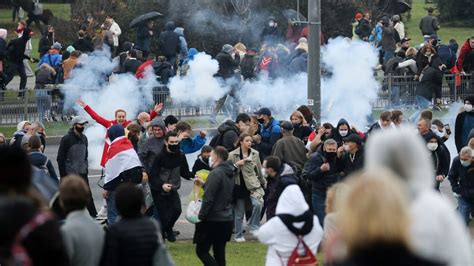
[70,116,88,125]
[255,107,272,117]
[401,37,411,44]
[343,133,363,146]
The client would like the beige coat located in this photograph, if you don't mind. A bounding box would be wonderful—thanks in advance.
[228,147,266,200]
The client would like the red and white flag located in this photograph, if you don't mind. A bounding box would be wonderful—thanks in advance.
[104,136,142,184]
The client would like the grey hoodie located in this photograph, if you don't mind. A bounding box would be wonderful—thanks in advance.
[365,127,472,266]
[138,118,166,173]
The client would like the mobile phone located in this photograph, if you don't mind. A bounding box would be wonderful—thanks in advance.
[444,124,451,135]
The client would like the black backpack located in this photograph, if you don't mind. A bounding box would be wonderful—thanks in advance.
[438,44,456,70]
[209,132,224,148]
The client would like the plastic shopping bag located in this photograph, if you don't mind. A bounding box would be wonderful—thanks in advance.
[185,200,202,224]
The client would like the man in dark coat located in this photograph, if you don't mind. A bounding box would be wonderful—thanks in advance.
[448,147,474,225]
[338,133,364,177]
[419,7,440,36]
[355,13,372,40]
[158,21,180,74]
[135,21,154,58]
[455,96,474,152]
[302,138,341,226]
[4,27,31,98]
[57,116,97,217]
[72,30,94,54]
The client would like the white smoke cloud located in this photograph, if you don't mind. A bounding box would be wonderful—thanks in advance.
[321,37,380,129]
[62,48,157,169]
[169,52,229,105]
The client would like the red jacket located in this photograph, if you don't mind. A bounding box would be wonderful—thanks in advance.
[457,39,473,72]
[84,105,158,167]
[135,60,154,79]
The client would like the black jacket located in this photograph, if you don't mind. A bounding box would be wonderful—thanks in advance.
[57,128,88,177]
[455,111,474,152]
[199,161,236,222]
[153,60,172,84]
[72,38,94,53]
[6,29,31,64]
[448,156,474,199]
[416,64,444,101]
[265,164,298,219]
[302,150,341,193]
[0,38,7,61]
[240,54,258,80]
[150,146,191,192]
[217,120,240,152]
[136,25,153,53]
[192,155,211,177]
[341,148,364,177]
[355,18,372,39]
[215,52,240,79]
[38,32,54,57]
[293,124,312,143]
[122,59,142,74]
[158,22,180,57]
[29,151,58,182]
[101,216,158,266]
[333,118,358,146]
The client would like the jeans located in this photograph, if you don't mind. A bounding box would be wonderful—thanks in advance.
[409,95,431,125]
[166,55,177,76]
[383,49,395,64]
[457,197,474,226]
[35,88,52,121]
[390,86,401,108]
[234,196,262,238]
[312,191,326,227]
[151,190,182,236]
[106,190,119,224]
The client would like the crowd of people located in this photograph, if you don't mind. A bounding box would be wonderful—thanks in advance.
[0,6,474,266]
[1,95,474,265]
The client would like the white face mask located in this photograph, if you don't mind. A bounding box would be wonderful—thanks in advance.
[343,144,350,152]
[209,156,215,168]
[427,143,438,151]
[461,160,471,167]
[464,104,473,112]
[339,130,349,137]
[261,168,268,178]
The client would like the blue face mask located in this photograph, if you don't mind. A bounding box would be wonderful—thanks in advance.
[461,160,471,167]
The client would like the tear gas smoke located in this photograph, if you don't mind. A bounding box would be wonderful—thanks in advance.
[62,48,157,169]
[321,37,380,129]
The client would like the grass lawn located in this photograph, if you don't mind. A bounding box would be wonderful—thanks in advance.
[0,121,70,137]
[167,240,325,266]
[404,0,473,45]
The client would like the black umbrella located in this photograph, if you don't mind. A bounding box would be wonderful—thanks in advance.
[129,11,163,28]
[395,0,412,14]
[282,9,307,22]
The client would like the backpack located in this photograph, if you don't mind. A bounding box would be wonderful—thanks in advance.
[31,159,59,204]
[240,56,257,79]
[393,28,401,43]
[437,44,456,69]
[209,132,225,148]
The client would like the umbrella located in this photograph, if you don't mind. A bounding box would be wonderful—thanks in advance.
[395,0,412,14]
[282,9,307,22]
[129,11,163,28]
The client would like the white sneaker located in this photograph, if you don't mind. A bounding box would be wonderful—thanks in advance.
[96,205,107,220]
[234,237,246,243]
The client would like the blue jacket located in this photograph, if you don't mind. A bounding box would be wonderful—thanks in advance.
[180,135,206,154]
[256,118,281,158]
[38,51,62,69]
[369,23,383,46]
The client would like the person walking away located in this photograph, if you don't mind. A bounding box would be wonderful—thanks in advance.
[104,15,121,57]
[4,27,32,99]
[253,108,282,161]
[229,133,266,242]
[57,116,97,217]
[100,183,161,266]
[272,121,307,173]
[255,185,323,266]
[103,125,145,224]
[28,135,58,182]
[419,7,440,37]
[448,147,474,226]
[174,27,188,67]
[455,96,474,152]
[302,138,341,226]
[209,44,241,124]
[158,21,180,75]
[135,21,154,58]
[262,156,298,219]
[150,131,192,242]
[194,146,235,266]
[60,175,105,266]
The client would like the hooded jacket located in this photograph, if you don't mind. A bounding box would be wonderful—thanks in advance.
[199,161,236,222]
[265,164,298,219]
[215,51,240,79]
[255,185,323,266]
[365,127,472,266]
[256,118,282,159]
[457,39,474,72]
[149,145,191,192]
[217,120,240,152]
[174,27,188,60]
[333,118,361,146]
[158,22,180,57]
[303,149,341,193]
[57,128,88,177]
[455,104,474,152]
[448,156,474,200]
[138,118,167,173]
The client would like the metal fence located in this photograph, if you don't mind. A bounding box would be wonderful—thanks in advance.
[1,74,473,125]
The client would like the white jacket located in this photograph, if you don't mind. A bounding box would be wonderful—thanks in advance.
[255,185,323,266]
[365,127,472,266]
[109,21,121,47]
